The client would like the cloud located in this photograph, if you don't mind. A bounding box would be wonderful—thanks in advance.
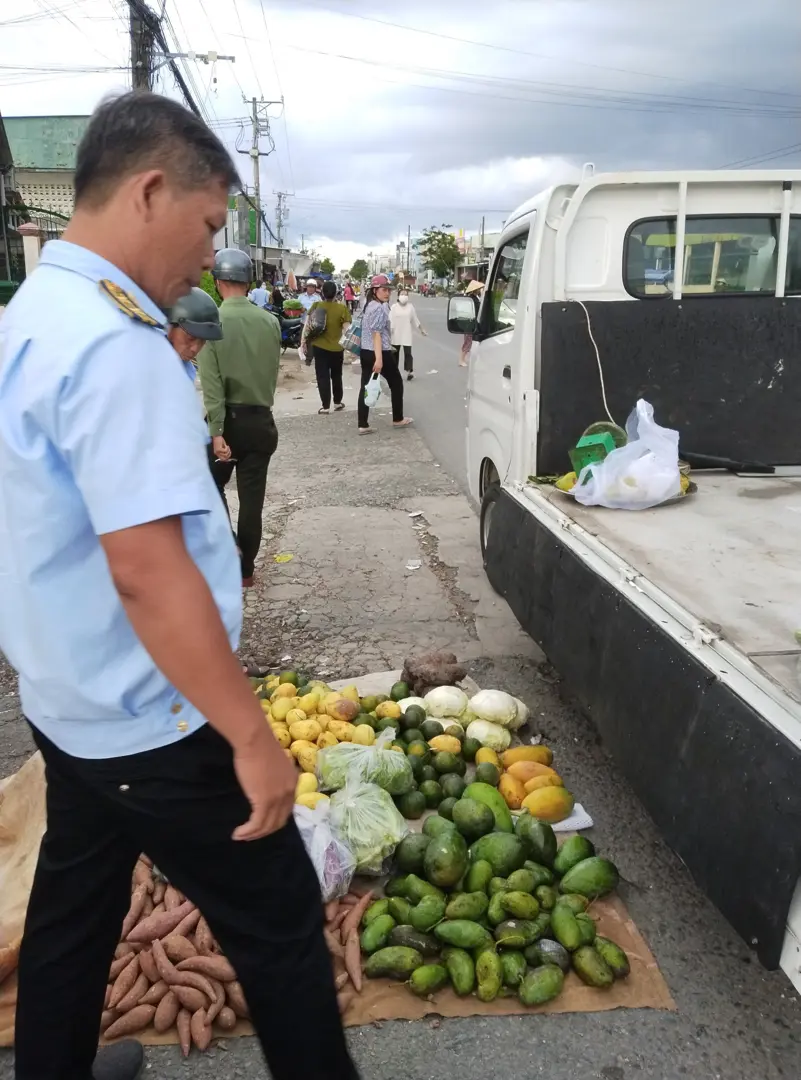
[2,0,798,260]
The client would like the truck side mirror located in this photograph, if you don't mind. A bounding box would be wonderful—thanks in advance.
[447,295,477,335]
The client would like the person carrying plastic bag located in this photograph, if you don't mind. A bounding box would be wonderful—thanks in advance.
[572,399,682,510]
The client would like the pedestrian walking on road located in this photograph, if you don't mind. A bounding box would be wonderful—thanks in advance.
[298,276,320,321]
[460,279,484,366]
[358,273,412,434]
[0,91,357,1080]
[199,247,281,588]
[343,279,355,312]
[304,279,351,413]
[390,288,426,380]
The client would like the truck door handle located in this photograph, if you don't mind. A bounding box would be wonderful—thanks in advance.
[502,365,511,379]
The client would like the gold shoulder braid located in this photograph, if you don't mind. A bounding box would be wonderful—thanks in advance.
[99,279,164,328]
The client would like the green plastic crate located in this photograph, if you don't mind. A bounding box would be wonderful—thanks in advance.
[569,431,616,476]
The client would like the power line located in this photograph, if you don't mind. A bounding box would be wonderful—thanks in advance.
[196,0,248,100]
[258,0,295,194]
[231,0,264,98]
[717,141,801,169]
[301,0,801,102]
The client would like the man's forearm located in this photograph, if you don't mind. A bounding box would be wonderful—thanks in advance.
[103,520,266,751]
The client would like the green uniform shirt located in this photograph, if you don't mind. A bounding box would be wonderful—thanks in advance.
[198,296,281,436]
[307,300,351,353]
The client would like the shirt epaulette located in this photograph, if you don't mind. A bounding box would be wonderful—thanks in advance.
[99,279,164,329]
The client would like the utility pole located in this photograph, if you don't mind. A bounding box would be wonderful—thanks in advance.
[407,224,411,275]
[274,191,290,271]
[237,97,281,274]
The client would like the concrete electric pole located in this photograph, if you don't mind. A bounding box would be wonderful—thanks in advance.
[274,191,290,269]
[238,97,281,257]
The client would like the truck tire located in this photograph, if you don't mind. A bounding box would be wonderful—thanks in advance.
[480,483,501,567]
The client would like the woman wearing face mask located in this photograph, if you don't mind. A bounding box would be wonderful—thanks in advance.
[358,274,413,434]
[390,289,427,381]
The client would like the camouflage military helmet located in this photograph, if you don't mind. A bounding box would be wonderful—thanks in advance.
[166,287,223,340]
[212,247,253,284]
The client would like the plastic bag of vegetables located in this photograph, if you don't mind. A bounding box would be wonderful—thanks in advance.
[328,777,409,875]
[293,801,356,901]
[316,728,415,795]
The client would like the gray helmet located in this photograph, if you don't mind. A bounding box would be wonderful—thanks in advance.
[212,247,253,284]
[166,287,223,340]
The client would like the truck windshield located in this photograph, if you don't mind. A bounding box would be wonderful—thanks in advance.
[486,231,529,334]
[625,215,801,297]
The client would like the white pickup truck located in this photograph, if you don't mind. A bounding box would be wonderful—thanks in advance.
[448,167,801,989]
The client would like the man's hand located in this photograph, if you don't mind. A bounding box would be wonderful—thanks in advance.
[212,435,231,461]
[232,725,297,841]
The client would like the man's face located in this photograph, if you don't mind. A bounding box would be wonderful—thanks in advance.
[167,325,204,362]
[306,283,317,295]
[135,173,229,309]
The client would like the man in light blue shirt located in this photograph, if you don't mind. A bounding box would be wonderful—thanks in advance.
[298,275,320,320]
[248,279,269,307]
[0,91,357,1080]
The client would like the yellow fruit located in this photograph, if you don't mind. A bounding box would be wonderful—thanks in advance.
[555,471,577,492]
[289,718,323,743]
[326,697,360,723]
[297,746,318,774]
[317,731,338,749]
[428,734,462,755]
[500,745,553,768]
[328,720,356,742]
[265,675,280,690]
[270,698,293,723]
[286,708,307,725]
[499,772,527,810]
[296,791,329,810]
[272,727,291,749]
[259,699,272,713]
[375,700,402,721]
[296,773,318,797]
[389,744,405,753]
[507,761,558,784]
[680,474,690,493]
[521,786,574,823]
[339,684,360,703]
[352,724,376,746]
[316,713,330,732]
[523,773,564,793]
[290,739,316,759]
[271,683,297,702]
[299,692,320,715]
[475,747,501,768]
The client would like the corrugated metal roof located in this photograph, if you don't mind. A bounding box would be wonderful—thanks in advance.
[4,116,89,171]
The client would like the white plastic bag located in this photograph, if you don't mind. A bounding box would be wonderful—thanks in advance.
[316,728,415,795]
[573,399,681,510]
[363,372,382,408]
[293,801,356,901]
[328,776,409,876]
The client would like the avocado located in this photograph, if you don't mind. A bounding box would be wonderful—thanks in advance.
[420,719,444,741]
[499,949,527,988]
[432,751,460,774]
[451,798,495,842]
[403,728,425,745]
[443,946,475,995]
[420,765,438,783]
[396,790,426,820]
[419,779,444,808]
[461,736,481,762]
[553,835,595,877]
[408,755,425,782]
[387,925,440,956]
[376,716,399,733]
[395,833,431,873]
[474,762,501,787]
[356,712,376,729]
[438,796,458,820]
[423,830,468,888]
[450,756,467,777]
[390,681,410,702]
[440,774,466,800]
[525,937,570,972]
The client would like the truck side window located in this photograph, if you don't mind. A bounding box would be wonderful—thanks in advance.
[485,232,529,335]
[625,216,801,298]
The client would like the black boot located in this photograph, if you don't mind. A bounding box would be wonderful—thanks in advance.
[92,1041,144,1080]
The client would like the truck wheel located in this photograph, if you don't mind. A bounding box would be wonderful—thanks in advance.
[480,483,501,567]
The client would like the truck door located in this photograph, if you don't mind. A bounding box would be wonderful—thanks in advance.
[467,227,531,502]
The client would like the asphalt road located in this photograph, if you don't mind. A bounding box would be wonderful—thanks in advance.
[398,295,473,497]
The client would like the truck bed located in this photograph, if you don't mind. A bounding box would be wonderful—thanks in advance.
[528,472,801,711]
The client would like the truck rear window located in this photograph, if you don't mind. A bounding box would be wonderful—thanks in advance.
[624,215,801,297]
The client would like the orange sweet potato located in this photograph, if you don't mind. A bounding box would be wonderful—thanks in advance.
[176,955,236,982]
[225,980,249,1019]
[104,1005,155,1040]
[340,891,374,940]
[215,1005,237,1032]
[344,929,362,993]
[176,1008,192,1057]
[173,985,208,1013]
[206,978,225,1024]
[108,953,135,981]
[140,980,169,1006]
[153,990,180,1034]
[115,972,148,1014]
[120,884,148,940]
[163,935,197,963]
[193,917,213,955]
[108,955,140,1008]
[164,885,183,911]
[190,1008,212,1051]
[138,949,158,983]
[126,900,194,944]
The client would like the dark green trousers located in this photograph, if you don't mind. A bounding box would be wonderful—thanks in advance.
[209,405,278,578]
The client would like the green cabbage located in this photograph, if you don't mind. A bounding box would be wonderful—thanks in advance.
[465,718,511,752]
[423,685,468,718]
[469,689,519,728]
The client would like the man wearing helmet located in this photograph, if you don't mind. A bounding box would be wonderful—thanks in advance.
[166,285,223,365]
[198,248,281,587]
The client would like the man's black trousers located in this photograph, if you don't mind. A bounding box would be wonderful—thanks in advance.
[15,724,358,1080]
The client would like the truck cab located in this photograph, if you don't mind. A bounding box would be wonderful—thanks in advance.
[449,168,801,989]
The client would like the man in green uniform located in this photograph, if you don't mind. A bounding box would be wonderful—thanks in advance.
[198,249,281,587]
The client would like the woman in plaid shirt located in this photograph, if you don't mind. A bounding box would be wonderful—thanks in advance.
[357,274,413,434]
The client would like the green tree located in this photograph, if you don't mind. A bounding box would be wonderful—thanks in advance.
[319,257,335,274]
[198,271,221,305]
[350,258,369,281]
[415,225,460,279]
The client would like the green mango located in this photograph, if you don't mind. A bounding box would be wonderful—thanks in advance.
[387,897,412,924]
[518,964,565,1006]
[500,891,540,920]
[552,835,595,877]
[499,949,527,988]
[464,859,494,894]
[550,903,583,952]
[362,899,390,926]
[515,812,557,866]
[445,892,489,921]
[475,948,503,1002]
[409,963,449,997]
[442,946,475,996]
[594,936,630,978]
[364,946,423,979]
[410,895,446,933]
[360,914,396,954]
[434,920,493,950]
[572,945,615,988]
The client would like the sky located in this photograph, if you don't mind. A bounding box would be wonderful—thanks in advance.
[2,0,800,271]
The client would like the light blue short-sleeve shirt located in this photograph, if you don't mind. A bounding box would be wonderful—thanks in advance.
[0,240,242,759]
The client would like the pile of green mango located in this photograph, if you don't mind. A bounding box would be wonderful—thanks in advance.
[359,810,628,1007]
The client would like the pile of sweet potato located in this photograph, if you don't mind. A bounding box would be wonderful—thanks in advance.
[323,888,374,1017]
[103,856,246,1055]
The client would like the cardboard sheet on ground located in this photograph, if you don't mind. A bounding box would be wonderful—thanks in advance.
[0,751,673,1049]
